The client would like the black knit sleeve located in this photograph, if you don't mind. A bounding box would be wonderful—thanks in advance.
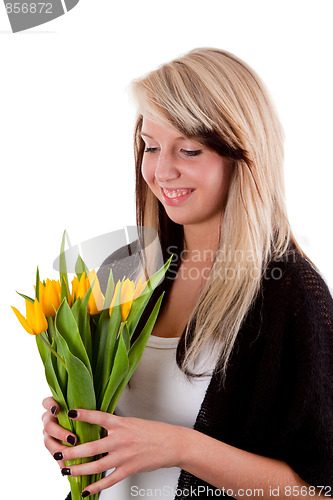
[281,255,333,494]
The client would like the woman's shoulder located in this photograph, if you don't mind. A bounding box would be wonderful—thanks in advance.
[259,242,333,358]
[264,242,333,308]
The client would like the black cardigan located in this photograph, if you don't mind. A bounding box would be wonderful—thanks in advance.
[67,242,333,499]
[174,249,333,498]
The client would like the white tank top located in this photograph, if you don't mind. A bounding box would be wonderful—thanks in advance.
[99,334,218,499]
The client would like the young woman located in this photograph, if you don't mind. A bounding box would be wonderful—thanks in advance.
[42,48,333,499]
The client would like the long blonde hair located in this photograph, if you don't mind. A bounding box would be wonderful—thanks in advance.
[130,47,305,380]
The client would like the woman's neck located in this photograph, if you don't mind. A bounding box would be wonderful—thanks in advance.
[182,217,221,265]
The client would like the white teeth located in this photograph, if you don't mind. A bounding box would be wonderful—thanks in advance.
[162,188,193,199]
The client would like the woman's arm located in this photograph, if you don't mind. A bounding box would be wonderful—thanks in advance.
[178,426,320,499]
[48,407,322,499]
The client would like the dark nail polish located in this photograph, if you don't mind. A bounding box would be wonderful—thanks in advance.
[67,435,76,445]
[61,468,71,476]
[82,492,90,498]
[68,409,78,418]
[50,405,57,415]
[53,452,63,461]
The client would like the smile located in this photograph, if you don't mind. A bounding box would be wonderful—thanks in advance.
[160,187,195,205]
[161,188,194,198]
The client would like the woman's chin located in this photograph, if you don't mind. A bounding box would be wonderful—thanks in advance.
[163,209,199,226]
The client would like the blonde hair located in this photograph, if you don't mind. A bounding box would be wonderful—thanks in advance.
[130,47,305,380]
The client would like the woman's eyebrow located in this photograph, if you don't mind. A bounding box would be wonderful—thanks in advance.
[140,131,188,141]
[140,132,154,139]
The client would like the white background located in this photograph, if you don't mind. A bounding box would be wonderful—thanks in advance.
[1,1,332,498]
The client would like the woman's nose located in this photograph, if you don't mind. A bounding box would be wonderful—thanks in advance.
[154,153,180,183]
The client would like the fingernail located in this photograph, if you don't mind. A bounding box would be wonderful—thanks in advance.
[61,468,71,476]
[67,435,76,445]
[53,452,63,461]
[68,409,78,419]
[50,406,58,415]
[82,492,90,498]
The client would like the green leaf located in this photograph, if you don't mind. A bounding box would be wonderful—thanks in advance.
[16,291,34,304]
[42,345,72,433]
[55,299,92,378]
[122,322,130,352]
[95,282,122,401]
[75,255,89,281]
[92,309,109,382]
[47,317,67,396]
[36,333,48,365]
[60,230,69,302]
[100,325,129,412]
[108,292,165,414]
[103,269,115,309]
[35,266,40,301]
[54,329,100,446]
[70,298,81,324]
[78,284,94,360]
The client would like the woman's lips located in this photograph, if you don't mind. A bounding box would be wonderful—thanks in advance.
[160,187,195,206]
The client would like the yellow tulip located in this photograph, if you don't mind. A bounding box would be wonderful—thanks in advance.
[133,277,147,300]
[12,298,48,335]
[38,279,61,317]
[71,271,104,315]
[71,276,80,303]
[71,273,87,303]
[120,278,136,321]
[86,270,105,315]
[109,277,147,322]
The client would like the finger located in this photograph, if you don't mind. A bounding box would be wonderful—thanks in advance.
[42,396,59,416]
[81,466,132,497]
[43,432,66,469]
[59,436,112,462]
[61,454,111,477]
[68,409,119,428]
[43,412,77,446]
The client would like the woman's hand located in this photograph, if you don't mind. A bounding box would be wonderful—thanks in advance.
[52,408,186,497]
[42,397,77,471]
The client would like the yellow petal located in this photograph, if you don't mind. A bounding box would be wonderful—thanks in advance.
[133,277,147,300]
[33,299,48,333]
[11,306,34,335]
[121,278,135,304]
[54,280,61,296]
[38,280,45,303]
[121,300,132,321]
[120,279,135,321]
[26,299,36,329]
[71,276,80,303]
[77,272,87,300]
[26,299,47,334]
[43,279,61,316]
[87,270,104,315]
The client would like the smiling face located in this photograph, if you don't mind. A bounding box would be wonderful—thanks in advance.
[140,115,234,229]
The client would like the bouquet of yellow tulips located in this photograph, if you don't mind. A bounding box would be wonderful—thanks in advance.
[12,233,171,500]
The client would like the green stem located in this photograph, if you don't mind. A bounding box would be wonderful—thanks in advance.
[40,332,67,369]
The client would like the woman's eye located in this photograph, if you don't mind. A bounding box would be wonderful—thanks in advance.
[144,147,159,154]
[182,149,202,157]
